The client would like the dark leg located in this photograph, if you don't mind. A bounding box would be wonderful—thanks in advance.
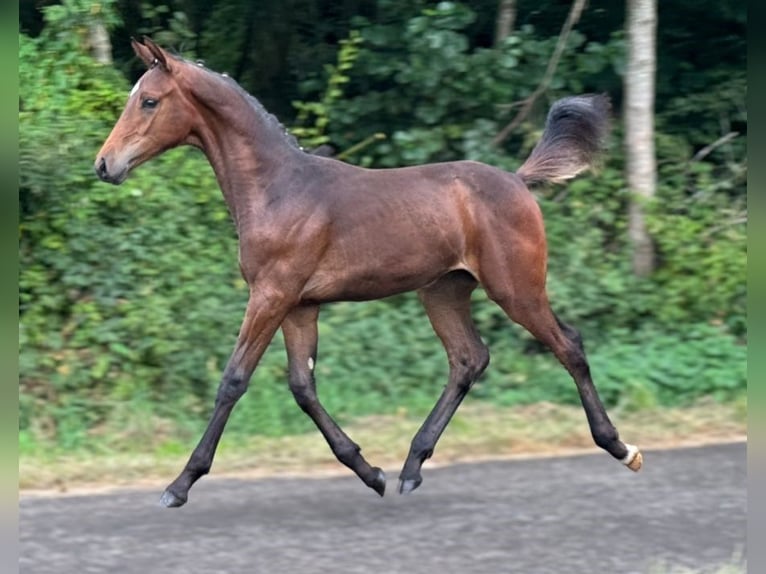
[491,292,642,471]
[476,199,642,473]
[160,290,292,508]
[399,271,490,494]
[281,305,386,496]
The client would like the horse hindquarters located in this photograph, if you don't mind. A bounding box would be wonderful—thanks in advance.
[474,187,642,471]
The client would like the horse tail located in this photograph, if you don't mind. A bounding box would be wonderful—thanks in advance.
[516,94,611,186]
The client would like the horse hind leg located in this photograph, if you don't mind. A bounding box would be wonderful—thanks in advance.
[553,312,642,470]
[487,281,642,471]
[399,270,490,494]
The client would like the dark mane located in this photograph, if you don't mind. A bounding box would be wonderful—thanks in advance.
[174,52,305,152]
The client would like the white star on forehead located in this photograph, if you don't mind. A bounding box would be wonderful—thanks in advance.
[130,78,142,97]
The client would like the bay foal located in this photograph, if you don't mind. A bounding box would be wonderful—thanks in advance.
[95,38,642,508]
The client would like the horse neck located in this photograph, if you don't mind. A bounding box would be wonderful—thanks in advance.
[182,69,304,229]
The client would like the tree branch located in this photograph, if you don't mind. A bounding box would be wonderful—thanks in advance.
[691,131,739,163]
[491,0,588,147]
[702,212,747,239]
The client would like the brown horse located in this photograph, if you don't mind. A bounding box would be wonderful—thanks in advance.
[95,37,642,508]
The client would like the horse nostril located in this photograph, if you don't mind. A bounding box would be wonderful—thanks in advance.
[95,157,108,180]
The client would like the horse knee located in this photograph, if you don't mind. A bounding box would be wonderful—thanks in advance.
[216,370,249,405]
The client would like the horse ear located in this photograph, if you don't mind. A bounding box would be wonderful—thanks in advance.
[142,36,172,73]
[131,37,155,68]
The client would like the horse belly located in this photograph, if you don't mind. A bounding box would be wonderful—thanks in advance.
[300,230,464,303]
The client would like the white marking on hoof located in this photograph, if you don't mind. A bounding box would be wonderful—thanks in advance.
[621,443,643,472]
[129,78,142,97]
[307,357,314,371]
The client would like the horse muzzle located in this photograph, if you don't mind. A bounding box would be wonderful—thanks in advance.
[94,156,129,185]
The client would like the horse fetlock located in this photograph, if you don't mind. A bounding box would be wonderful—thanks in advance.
[591,423,620,452]
[332,441,361,465]
[408,436,434,463]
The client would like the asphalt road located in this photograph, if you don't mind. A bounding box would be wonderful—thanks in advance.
[19,442,746,574]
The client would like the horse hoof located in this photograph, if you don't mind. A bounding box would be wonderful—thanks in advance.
[621,444,643,472]
[398,477,422,495]
[159,488,187,508]
[369,468,386,497]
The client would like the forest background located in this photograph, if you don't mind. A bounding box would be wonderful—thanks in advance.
[18,0,746,486]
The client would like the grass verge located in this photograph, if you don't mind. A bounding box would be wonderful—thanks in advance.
[19,397,746,495]
[647,548,746,574]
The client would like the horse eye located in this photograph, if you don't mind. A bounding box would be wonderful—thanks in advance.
[141,98,158,109]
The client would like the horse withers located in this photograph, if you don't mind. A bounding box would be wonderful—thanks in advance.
[95,37,642,508]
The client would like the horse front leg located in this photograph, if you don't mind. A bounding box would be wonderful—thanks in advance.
[160,288,293,508]
[281,305,386,496]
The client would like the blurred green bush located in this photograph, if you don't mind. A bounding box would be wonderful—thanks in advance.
[19,0,745,453]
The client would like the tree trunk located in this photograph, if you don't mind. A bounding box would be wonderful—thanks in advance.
[89,21,112,65]
[494,0,517,47]
[624,0,657,277]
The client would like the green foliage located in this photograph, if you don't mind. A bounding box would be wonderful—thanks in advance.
[19,0,746,455]
[228,295,449,437]
[471,322,746,410]
[38,0,121,44]
[19,6,244,449]
[136,1,196,50]
[320,3,624,168]
[292,30,363,149]
[645,149,747,336]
